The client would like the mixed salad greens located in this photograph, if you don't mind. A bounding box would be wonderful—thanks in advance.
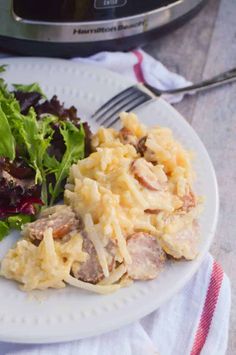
[0,65,91,240]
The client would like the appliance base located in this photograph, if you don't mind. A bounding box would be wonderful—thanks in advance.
[0,0,206,58]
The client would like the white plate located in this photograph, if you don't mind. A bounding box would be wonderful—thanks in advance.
[0,58,219,344]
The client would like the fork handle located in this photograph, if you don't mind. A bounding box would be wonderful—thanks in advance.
[144,68,236,96]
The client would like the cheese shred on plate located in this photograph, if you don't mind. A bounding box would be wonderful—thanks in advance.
[0,113,202,293]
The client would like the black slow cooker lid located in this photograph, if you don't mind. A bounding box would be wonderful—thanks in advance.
[13,0,178,22]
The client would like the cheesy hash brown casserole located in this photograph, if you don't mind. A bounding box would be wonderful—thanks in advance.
[1,113,202,294]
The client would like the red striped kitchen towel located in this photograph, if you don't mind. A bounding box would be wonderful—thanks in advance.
[73,49,193,103]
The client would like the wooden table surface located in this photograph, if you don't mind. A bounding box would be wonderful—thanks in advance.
[145,0,235,353]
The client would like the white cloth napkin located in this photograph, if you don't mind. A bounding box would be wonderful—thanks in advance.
[72,49,192,103]
[0,50,231,355]
[0,254,230,355]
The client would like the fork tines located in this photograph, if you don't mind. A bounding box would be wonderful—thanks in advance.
[91,85,152,127]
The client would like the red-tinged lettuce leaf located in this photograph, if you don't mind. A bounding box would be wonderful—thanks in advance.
[13,83,46,98]
[13,91,42,115]
[0,197,43,220]
[35,95,79,123]
[0,157,35,179]
[82,121,92,157]
[0,168,42,219]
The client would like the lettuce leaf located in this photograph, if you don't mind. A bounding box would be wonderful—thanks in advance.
[0,221,9,241]
[8,214,32,230]
[17,109,53,180]
[0,215,32,241]
[0,104,15,160]
[49,121,85,205]
[0,65,6,74]
[15,109,57,205]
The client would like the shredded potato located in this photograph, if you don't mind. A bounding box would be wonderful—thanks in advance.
[84,213,109,277]
[99,264,127,285]
[64,274,120,294]
[65,113,200,260]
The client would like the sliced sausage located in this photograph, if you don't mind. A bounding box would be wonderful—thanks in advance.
[72,236,116,284]
[131,158,163,191]
[181,191,196,212]
[136,136,147,156]
[140,134,158,163]
[119,127,137,146]
[24,205,81,242]
[160,220,199,260]
[126,232,166,280]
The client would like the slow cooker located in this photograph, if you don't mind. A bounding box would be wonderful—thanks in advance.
[0,0,206,57]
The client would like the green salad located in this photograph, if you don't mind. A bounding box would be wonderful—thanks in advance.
[0,65,91,240]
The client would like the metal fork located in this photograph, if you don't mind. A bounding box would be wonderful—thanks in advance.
[91,67,236,128]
